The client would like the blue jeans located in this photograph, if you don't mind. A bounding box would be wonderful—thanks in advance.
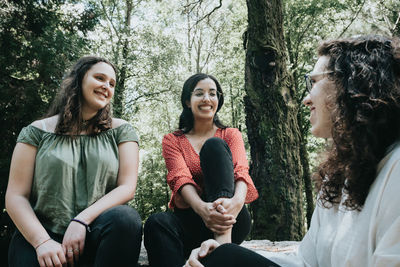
[8,205,142,267]
[144,138,252,267]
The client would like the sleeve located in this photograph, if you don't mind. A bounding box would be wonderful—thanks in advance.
[115,123,139,145]
[225,128,258,203]
[162,134,201,201]
[16,125,43,147]
[371,158,400,266]
[296,204,320,267]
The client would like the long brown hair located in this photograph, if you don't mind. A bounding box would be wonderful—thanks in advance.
[314,35,400,210]
[47,56,117,136]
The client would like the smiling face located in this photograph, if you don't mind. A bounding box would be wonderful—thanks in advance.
[186,78,219,122]
[303,56,336,138]
[81,62,116,117]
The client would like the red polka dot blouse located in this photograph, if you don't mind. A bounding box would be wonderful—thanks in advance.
[162,127,259,209]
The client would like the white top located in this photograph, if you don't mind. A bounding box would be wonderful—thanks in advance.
[262,142,400,267]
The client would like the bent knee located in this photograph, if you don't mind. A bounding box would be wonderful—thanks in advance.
[106,205,142,232]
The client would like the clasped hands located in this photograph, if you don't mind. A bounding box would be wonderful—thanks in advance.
[35,220,86,267]
[194,196,242,235]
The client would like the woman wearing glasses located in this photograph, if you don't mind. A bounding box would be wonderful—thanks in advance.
[144,73,259,267]
[185,35,400,267]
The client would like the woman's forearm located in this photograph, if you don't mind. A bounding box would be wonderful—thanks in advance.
[74,183,136,224]
[180,184,205,214]
[6,194,51,248]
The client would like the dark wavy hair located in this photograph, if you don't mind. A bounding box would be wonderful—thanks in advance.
[47,56,117,136]
[176,73,227,134]
[314,35,400,210]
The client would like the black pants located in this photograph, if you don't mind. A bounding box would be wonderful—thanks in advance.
[201,243,280,267]
[8,205,142,267]
[144,137,252,267]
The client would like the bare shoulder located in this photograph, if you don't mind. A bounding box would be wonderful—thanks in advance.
[112,118,129,128]
[31,115,59,132]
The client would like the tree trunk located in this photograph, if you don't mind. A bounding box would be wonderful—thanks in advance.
[299,132,314,228]
[113,0,133,118]
[245,0,305,241]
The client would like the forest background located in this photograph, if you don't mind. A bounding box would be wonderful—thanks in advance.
[1,0,399,264]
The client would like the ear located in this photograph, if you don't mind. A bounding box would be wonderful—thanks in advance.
[185,100,191,108]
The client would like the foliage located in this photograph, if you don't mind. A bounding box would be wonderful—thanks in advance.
[0,0,98,262]
[1,1,400,259]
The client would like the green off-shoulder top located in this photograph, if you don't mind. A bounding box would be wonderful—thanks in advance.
[16,123,139,235]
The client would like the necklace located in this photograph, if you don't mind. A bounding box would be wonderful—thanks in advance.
[81,119,90,127]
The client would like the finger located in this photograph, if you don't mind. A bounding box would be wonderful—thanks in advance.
[51,254,62,267]
[210,214,236,225]
[199,240,219,257]
[38,257,46,267]
[66,248,74,266]
[73,243,80,262]
[199,242,211,257]
[79,240,85,256]
[212,198,224,208]
[44,256,53,267]
[188,249,204,267]
[216,204,227,214]
[58,250,67,266]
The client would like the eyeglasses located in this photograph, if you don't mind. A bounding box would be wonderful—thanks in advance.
[304,71,333,93]
[191,89,221,100]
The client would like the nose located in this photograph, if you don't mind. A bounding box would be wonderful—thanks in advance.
[303,94,312,106]
[202,93,211,101]
[102,81,111,90]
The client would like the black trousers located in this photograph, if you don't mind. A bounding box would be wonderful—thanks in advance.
[8,205,142,267]
[144,137,252,267]
[201,243,281,267]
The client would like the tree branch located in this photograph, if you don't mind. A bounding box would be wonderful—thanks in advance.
[392,11,400,37]
[126,89,171,105]
[100,0,121,41]
[196,0,223,25]
[337,0,366,38]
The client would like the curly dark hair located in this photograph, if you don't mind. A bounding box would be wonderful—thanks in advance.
[176,73,227,135]
[47,56,117,136]
[314,35,400,210]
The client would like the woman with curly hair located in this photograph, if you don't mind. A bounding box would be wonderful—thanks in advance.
[185,35,400,267]
[6,56,142,267]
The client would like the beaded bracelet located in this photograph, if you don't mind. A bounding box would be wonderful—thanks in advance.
[71,218,91,232]
[35,238,52,250]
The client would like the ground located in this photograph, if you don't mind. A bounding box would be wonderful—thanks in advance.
[137,240,299,266]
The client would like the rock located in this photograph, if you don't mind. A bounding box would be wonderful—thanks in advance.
[137,240,300,266]
[241,240,299,254]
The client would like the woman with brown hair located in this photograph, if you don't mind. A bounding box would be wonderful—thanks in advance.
[186,35,400,266]
[6,56,142,267]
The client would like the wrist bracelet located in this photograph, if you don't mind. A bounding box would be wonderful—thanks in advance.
[35,238,52,250]
[71,218,91,232]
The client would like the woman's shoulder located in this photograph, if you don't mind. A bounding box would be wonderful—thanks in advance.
[220,127,241,137]
[162,131,185,148]
[31,115,59,132]
[111,118,129,128]
[164,130,184,139]
[110,118,139,143]
[17,116,59,146]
